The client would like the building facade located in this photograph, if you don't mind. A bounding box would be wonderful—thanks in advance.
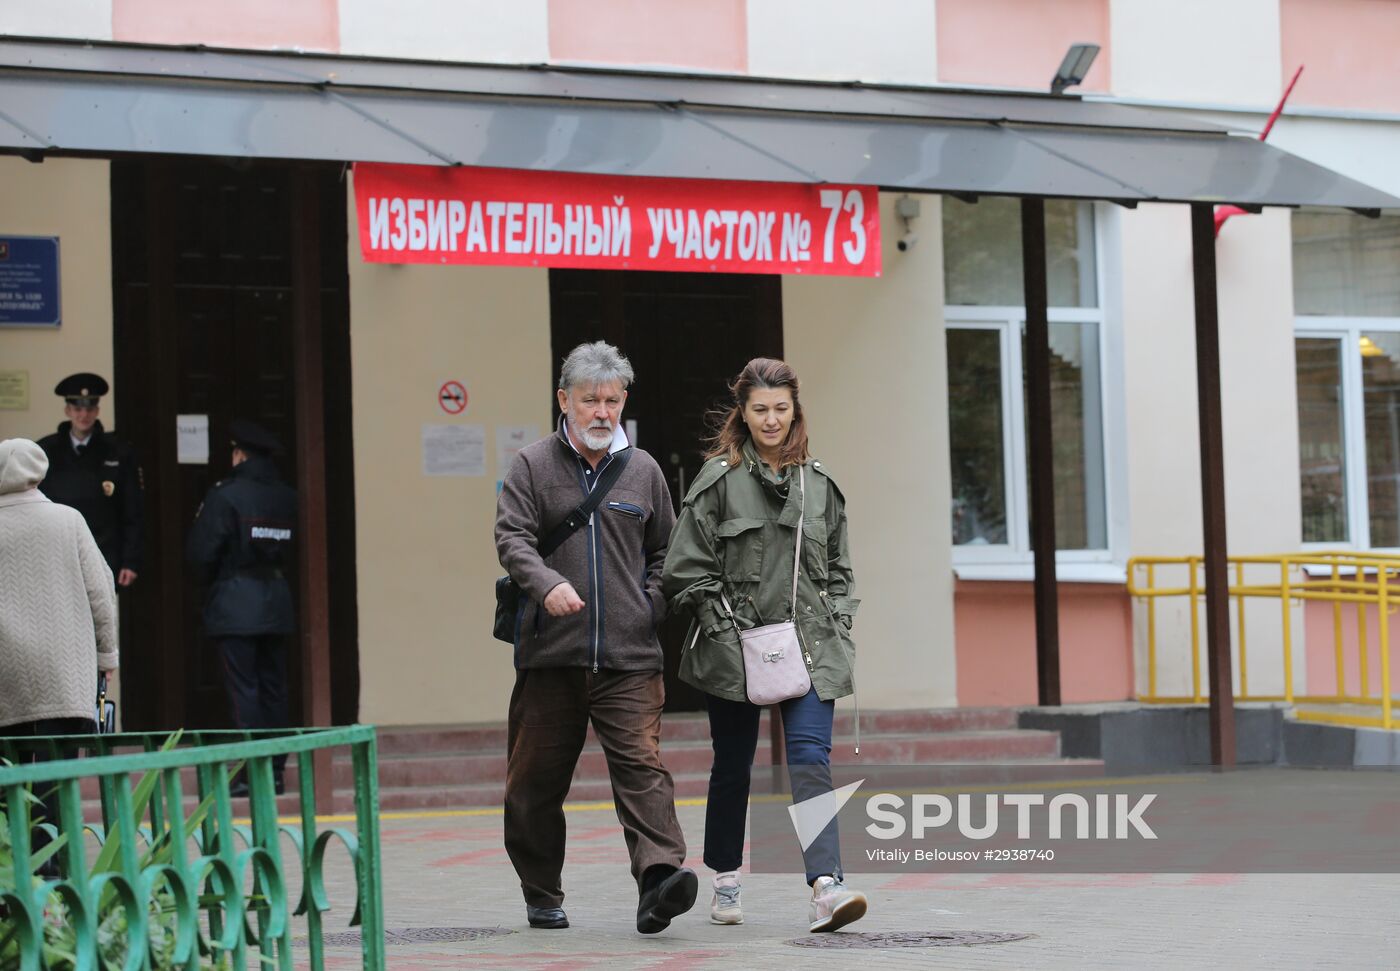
[2,0,1398,728]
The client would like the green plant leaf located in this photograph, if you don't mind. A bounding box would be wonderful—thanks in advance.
[26,831,68,872]
[91,731,184,879]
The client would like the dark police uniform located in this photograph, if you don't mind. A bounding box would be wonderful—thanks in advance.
[36,374,144,579]
[186,420,297,784]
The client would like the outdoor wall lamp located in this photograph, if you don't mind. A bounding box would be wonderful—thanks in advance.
[1050,43,1100,95]
[895,195,920,252]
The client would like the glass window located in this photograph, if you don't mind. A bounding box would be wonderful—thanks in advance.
[943,197,1098,308]
[1363,332,1400,548]
[945,201,1109,561]
[1037,322,1107,550]
[1293,212,1400,317]
[1296,337,1348,543]
[1292,213,1400,550]
[948,329,1008,545]
[948,320,1108,553]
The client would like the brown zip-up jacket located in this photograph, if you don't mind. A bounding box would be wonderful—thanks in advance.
[494,420,676,671]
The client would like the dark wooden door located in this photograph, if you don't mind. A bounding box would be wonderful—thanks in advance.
[112,159,358,731]
[549,270,783,710]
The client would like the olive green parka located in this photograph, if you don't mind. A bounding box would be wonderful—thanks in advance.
[661,442,859,704]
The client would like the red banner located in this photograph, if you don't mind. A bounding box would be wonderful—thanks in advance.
[353,163,881,277]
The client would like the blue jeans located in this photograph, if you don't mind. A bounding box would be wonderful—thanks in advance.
[704,687,842,884]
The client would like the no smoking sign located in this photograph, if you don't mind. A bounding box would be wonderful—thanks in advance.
[438,380,468,415]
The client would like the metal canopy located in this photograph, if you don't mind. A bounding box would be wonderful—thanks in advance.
[1,37,1396,210]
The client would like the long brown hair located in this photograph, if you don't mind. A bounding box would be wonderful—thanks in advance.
[705,358,811,469]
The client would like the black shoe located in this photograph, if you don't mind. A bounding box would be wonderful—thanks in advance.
[526,905,569,929]
[229,780,249,799]
[636,866,697,934]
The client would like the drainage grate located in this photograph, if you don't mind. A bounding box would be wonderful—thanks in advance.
[788,930,1032,949]
[310,927,515,947]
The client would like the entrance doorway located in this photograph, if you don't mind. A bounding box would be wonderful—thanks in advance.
[111,159,360,731]
[549,269,783,710]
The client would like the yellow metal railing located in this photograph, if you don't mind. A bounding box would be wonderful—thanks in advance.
[1127,552,1400,730]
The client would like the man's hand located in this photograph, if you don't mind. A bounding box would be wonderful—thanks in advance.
[117,568,137,587]
[101,669,117,691]
[544,582,586,617]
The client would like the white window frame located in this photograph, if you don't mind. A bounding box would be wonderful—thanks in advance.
[945,204,1121,577]
[1296,316,1400,552]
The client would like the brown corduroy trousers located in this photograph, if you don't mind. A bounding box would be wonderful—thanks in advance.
[504,667,688,908]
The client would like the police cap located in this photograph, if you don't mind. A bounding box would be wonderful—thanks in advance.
[54,372,110,408]
[229,418,282,456]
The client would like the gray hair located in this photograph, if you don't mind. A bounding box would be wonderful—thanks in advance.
[558,341,635,392]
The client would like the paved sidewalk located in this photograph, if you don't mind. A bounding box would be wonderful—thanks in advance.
[302,796,1398,970]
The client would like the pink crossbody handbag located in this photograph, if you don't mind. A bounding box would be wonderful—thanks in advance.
[720,466,813,706]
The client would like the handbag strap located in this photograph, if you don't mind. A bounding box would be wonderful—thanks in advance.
[538,448,633,558]
[720,464,805,626]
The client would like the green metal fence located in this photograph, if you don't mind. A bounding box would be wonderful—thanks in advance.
[0,725,384,970]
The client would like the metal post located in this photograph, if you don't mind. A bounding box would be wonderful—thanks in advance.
[292,167,336,810]
[1190,202,1237,766]
[1021,197,1062,706]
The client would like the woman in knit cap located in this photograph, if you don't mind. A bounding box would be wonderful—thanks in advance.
[0,438,118,860]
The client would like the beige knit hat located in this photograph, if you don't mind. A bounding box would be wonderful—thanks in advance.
[0,438,49,495]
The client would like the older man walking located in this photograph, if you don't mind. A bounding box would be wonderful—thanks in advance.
[495,341,695,934]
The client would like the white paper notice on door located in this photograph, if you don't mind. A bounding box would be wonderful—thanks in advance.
[176,414,209,465]
[495,424,538,477]
[422,423,486,476]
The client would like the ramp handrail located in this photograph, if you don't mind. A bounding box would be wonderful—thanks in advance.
[1127,552,1399,730]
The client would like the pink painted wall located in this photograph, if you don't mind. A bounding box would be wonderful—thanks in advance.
[955,581,1134,706]
[548,0,747,72]
[1280,0,1400,113]
[112,0,339,52]
[1302,596,1400,700]
[936,0,1109,92]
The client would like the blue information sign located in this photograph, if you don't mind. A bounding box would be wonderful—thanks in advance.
[0,236,61,327]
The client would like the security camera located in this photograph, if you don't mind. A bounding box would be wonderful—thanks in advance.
[895,195,921,253]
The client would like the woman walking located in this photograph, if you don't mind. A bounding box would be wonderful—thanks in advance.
[662,358,866,933]
[0,438,117,870]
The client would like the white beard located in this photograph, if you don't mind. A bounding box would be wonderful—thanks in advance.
[580,424,614,451]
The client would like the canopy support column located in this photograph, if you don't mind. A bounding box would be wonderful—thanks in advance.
[1190,201,1237,766]
[1021,197,1062,706]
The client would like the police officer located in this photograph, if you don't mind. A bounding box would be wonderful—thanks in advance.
[186,419,297,795]
[36,373,144,587]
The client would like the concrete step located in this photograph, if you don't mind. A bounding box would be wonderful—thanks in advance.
[63,708,1069,816]
[367,757,1106,811]
[339,728,1061,791]
[75,763,307,802]
[366,712,767,757]
[360,707,1019,760]
[369,771,717,813]
[82,789,328,819]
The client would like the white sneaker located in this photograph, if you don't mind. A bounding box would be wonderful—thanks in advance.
[710,871,743,924]
[808,875,867,932]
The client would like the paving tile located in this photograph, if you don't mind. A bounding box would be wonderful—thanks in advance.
[294,787,1400,969]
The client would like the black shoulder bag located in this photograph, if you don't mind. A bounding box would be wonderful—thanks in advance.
[493,449,633,643]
